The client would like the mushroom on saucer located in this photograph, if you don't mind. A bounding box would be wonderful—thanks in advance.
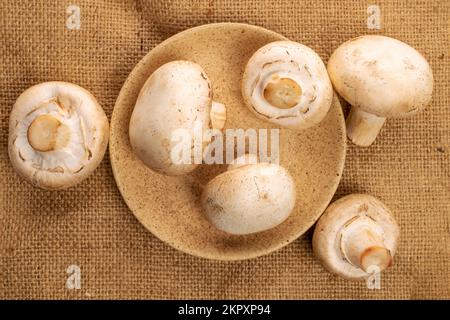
[129,60,226,176]
[201,154,296,235]
[242,41,333,129]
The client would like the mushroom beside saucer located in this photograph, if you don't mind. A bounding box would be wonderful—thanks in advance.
[312,194,400,280]
[8,81,109,190]
[328,35,433,146]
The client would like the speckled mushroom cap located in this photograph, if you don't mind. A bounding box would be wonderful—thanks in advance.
[327,35,433,118]
[129,60,226,176]
[201,155,296,235]
[8,81,109,190]
[312,194,400,280]
[242,40,333,129]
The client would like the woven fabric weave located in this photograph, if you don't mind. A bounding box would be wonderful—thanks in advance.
[0,0,448,299]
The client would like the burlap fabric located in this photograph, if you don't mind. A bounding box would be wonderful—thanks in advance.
[0,0,448,299]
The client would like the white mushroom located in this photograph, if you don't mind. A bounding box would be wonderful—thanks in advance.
[8,81,109,189]
[201,154,296,235]
[241,41,333,129]
[312,194,400,280]
[327,35,433,146]
[129,60,226,176]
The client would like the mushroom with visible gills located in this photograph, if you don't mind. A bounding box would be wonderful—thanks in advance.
[312,194,400,280]
[129,60,226,176]
[327,35,433,146]
[201,154,296,235]
[8,82,109,189]
[241,41,333,130]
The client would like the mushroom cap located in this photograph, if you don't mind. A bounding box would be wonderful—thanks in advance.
[312,194,400,280]
[8,81,109,190]
[201,160,296,235]
[129,60,213,176]
[327,35,433,118]
[242,41,333,129]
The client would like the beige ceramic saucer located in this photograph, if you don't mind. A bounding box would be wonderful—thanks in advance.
[110,23,346,260]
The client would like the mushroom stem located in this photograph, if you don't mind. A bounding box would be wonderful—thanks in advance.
[27,114,71,152]
[346,107,386,147]
[263,77,302,109]
[210,101,226,130]
[341,224,392,273]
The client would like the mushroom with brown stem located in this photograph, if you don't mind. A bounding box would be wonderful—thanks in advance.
[8,82,109,190]
[242,41,333,129]
[201,154,296,235]
[312,194,400,280]
[129,60,226,176]
[327,35,433,146]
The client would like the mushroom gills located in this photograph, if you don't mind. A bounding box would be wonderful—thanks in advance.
[242,41,333,129]
[15,97,89,173]
[252,61,314,117]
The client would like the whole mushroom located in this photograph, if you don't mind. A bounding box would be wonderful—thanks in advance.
[327,35,433,146]
[241,41,333,129]
[8,82,109,190]
[129,60,226,176]
[312,194,400,280]
[201,154,296,235]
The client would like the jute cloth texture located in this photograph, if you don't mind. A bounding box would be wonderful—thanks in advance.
[0,0,448,299]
